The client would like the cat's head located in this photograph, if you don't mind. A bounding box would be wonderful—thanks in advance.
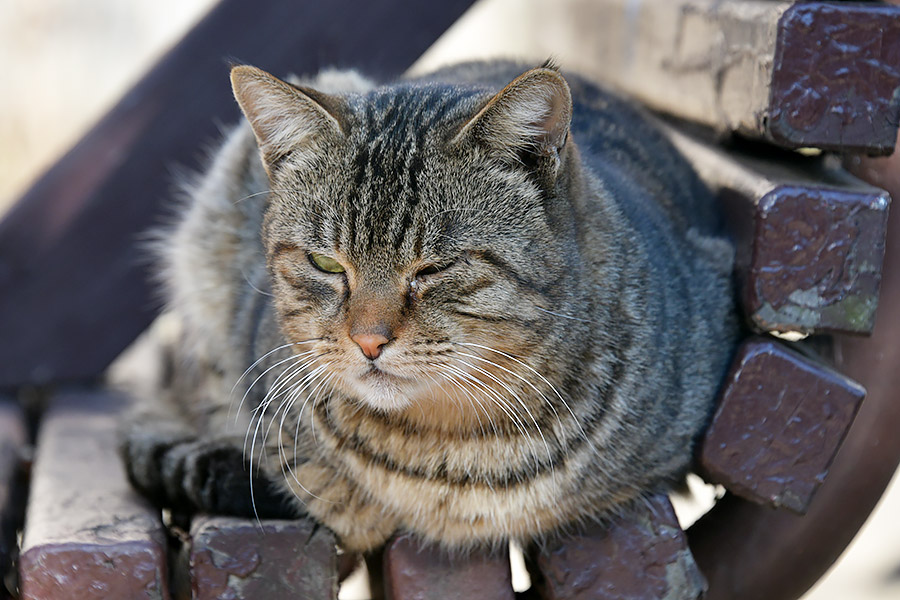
[231,64,588,423]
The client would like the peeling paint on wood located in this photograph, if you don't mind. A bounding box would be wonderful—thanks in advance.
[534,0,900,154]
[699,338,866,513]
[531,494,705,600]
[666,125,890,336]
[190,516,336,600]
[18,391,169,600]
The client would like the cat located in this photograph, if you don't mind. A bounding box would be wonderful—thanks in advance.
[121,60,738,553]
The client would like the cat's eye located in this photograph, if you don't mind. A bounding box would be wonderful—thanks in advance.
[309,252,345,274]
[415,261,455,279]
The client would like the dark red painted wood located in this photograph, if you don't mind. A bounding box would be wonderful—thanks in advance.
[768,2,900,153]
[743,183,888,335]
[383,533,514,600]
[190,516,336,600]
[700,338,865,513]
[688,134,900,600]
[531,494,704,600]
[18,391,169,600]
[667,126,890,336]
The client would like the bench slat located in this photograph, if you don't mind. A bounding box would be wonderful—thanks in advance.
[190,515,336,599]
[699,338,865,513]
[383,533,514,600]
[18,391,169,600]
[530,494,705,600]
[541,0,900,154]
[685,134,900,600]
[667,126,890,335]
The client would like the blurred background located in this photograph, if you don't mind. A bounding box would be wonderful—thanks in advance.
[2,1,899,598]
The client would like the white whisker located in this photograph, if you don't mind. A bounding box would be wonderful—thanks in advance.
[442,360,552,470]
[433,364,542,474]
[229,340,319,424]
[245,354,328,520]
[244,355,321,466]
[242,269,274,297]
[455,343,592,449]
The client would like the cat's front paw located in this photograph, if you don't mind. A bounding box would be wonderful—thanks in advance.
[120,418,195,507]
[121,422,296,520]
[161,440,298,519]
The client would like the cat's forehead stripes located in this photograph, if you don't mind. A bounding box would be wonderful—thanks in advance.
[331,85,488,266]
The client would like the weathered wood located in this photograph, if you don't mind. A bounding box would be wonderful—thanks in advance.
[0,400,26,595]
[537,0,900,154]
[666,125,889,335]
[688,135,900,600]
[530,494,704,600]
[0,0,476,390]
[18,391,169,600]
[699,338,865,513]
[190,515,336,599]
[383,533,514,600]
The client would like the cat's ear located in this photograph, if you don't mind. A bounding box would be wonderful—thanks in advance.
[230,65,347,171]
[453,66,572,171]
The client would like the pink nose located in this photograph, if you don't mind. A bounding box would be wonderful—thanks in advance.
[351,333,390,360]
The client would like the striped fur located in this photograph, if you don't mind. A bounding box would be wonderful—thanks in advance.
[133,61,738,551]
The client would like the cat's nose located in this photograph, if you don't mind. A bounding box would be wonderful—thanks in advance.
[352,332,390,360]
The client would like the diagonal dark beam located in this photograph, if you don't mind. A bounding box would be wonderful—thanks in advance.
[0,0,476,390]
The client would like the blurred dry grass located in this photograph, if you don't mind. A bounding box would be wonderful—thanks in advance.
[3,1,899,598]
[0,0,217,213]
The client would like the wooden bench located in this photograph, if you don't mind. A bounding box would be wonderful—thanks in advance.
[3,1,900,598]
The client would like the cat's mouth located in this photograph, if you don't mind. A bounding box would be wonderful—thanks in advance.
[361,364,400,382]
[343,362,422,411]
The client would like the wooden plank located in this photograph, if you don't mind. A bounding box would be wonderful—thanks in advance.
[535,0,900,154]
[699,338,865,513]
[190,515,336,599]
[666,125,889,335]
[383,533,513,600]
[0,0,476,390]
[530,494,705,600]
[687,136,900,600]
[0,400,26,597]
[18,391,169,600]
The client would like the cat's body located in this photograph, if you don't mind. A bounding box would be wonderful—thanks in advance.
[123,61,738,552]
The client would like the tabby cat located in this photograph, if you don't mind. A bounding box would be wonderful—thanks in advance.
[122,60,738,552]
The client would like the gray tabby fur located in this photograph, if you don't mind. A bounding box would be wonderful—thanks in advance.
[122,61,738,552]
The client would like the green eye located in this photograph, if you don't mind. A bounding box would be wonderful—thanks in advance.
[309,252,345,274]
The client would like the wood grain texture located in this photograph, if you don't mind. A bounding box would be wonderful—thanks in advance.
[666,126,889,335]
[190,516,336,600]
[0,0,476,390]
[530,495,705,600]
[383,533,513,600]
[18,391,169,600]
[699,338,865,513]
[534,0,900,154]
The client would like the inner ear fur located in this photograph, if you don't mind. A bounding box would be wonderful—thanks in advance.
[452,66,573,166]
[230,65,349,169]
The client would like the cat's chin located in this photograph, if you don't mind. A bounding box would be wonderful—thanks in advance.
[344,367,418,412]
